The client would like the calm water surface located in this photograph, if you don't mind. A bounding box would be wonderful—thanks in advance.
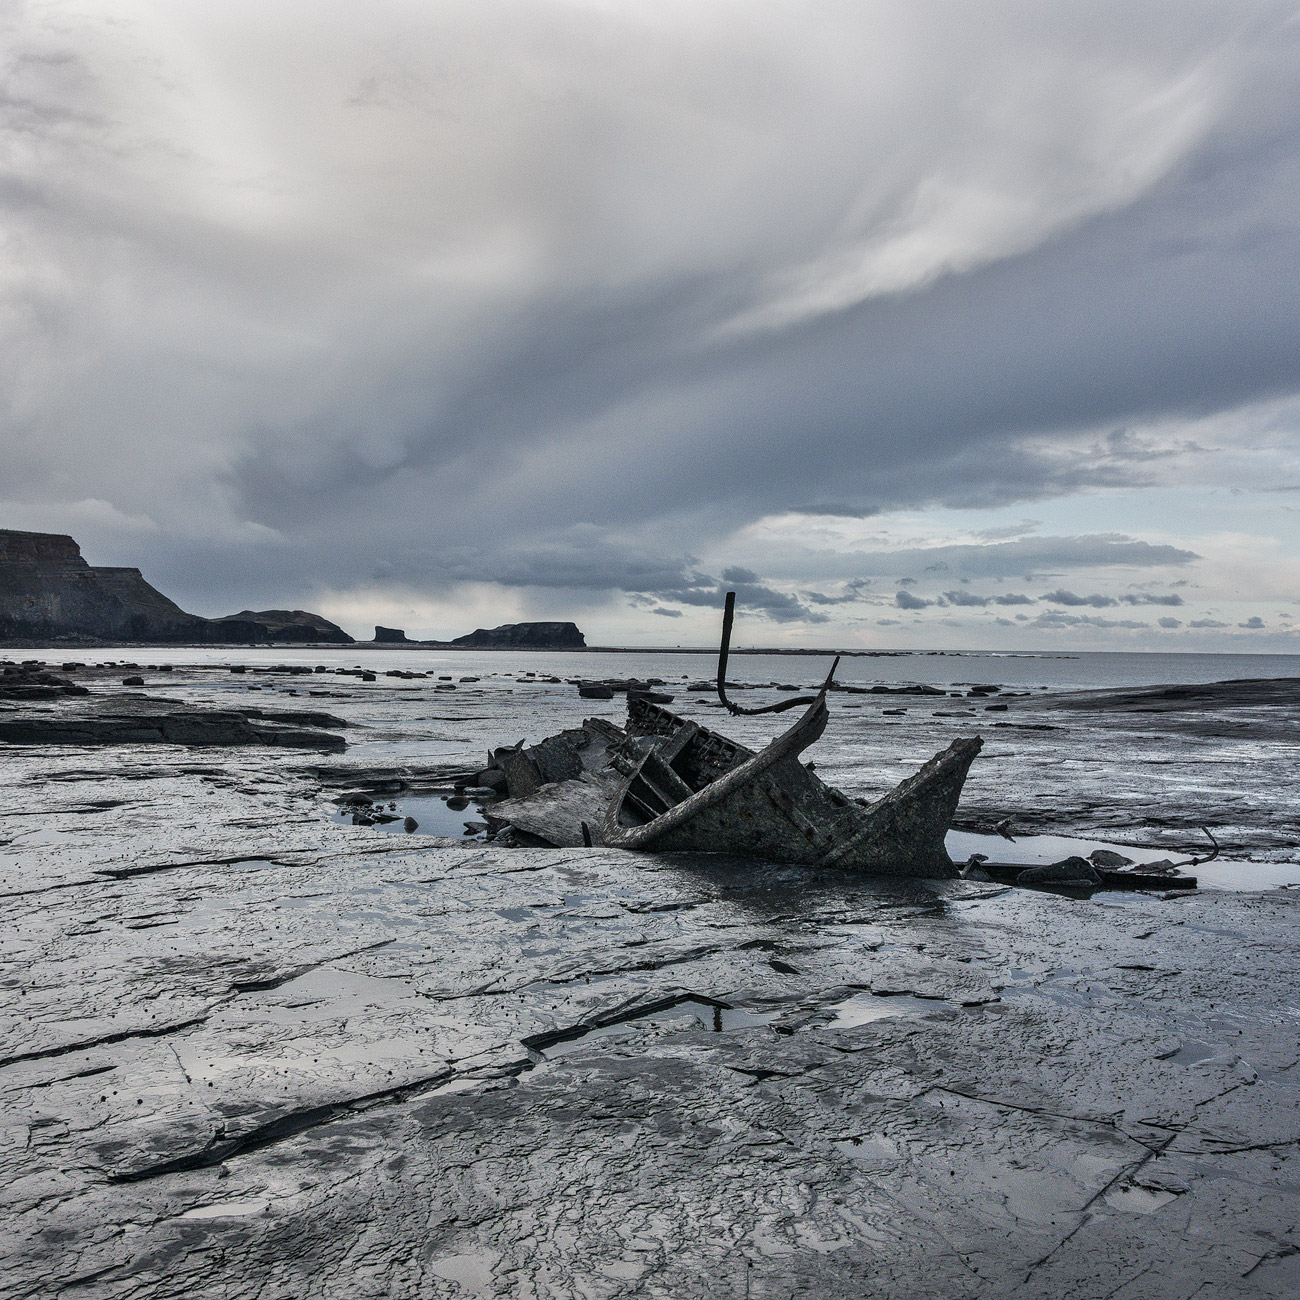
[28,645,1300,692]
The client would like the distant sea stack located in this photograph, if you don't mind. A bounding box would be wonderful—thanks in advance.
[450,621,586,649]
[212,610,353,644]
[0,529,352,645]
[374,625,408,643]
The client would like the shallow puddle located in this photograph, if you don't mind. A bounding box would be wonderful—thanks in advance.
[332,793,492,839]
[1104,1183,1181,1214]
[834,1135,902,1167]
[825,991,948,1027]
[535,996,779,1058]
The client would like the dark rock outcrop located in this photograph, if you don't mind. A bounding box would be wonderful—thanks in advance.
[450,621,586,649]
[212,609,353,644]
[374,625,408,643]
[0,530,352,645]
[0,663,90,699]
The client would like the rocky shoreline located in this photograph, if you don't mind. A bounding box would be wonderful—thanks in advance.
[2,660,1298,1297]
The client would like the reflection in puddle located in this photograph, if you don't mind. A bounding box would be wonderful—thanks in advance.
[532,996,779,1058]
[332,793,492,839]
[1104,1183,1181,1214]
[428,1252,498,1292]
[826,991,947,1027]
[1168,1041,1220,1065]
[835,1135,902,1168]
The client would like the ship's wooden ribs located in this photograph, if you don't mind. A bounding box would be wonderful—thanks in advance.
[624,787,665,821]
[657,722,700,768]
[760,779,830,848]
[640,751,696,805]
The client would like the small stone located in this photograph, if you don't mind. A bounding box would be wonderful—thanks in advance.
[121,676,144,686]
[403,817,418,833]
[1088,849,1135,867]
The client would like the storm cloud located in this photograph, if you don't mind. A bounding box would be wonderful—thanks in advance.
[2,2,1299,645]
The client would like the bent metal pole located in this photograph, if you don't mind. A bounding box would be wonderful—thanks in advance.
[715,590,840,717]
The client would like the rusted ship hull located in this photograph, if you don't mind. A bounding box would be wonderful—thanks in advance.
[599,696,981,877]
[489,693,982,878]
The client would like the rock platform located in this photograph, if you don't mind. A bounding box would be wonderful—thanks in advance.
[2,661,1299,1296]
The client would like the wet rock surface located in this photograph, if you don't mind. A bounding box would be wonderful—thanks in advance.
[0,691,346,750]
[2,660,1299,1296]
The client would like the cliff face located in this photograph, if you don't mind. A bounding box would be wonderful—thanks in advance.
[451,621,586,649]
[0,531,207,642]
[0,530,353,644]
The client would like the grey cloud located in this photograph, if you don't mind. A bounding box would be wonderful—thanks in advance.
[973,521,1041,541]
[1158,616,1182,628]
[400,532,825,624]
[806,579,871,605]
[755,537,1200,586]
[895,590,933,610]
[1041,589,1118,608]
[791,504,879,519]
[942,590,990,607]
[1190,618,1229,627]
[0,2,1292,639]
[1032,611,1150,629]
[657,584,825,624]
[1239,616,1266,628]
[1120,592,1184,606]
[994,593,1035,605]
[651,607,682,618]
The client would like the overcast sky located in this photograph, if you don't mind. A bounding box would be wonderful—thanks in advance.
[3,0,1300,649]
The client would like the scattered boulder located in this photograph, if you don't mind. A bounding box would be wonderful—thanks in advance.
[1017,857,1102,887]
[121,675,145,687]
[627,689,675,705]
[0,665,91,699]
[1088,849,1135,867]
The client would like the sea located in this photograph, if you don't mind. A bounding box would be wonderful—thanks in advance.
[36,645,1300,692]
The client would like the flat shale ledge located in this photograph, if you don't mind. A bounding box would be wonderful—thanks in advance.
[0,695,347,750]
[4,835,1299,1296]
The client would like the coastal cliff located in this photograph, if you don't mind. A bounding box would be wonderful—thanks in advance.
[450,621,586,649]
[0,530,352,644]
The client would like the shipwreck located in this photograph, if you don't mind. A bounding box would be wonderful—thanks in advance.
[480,593,982,878]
